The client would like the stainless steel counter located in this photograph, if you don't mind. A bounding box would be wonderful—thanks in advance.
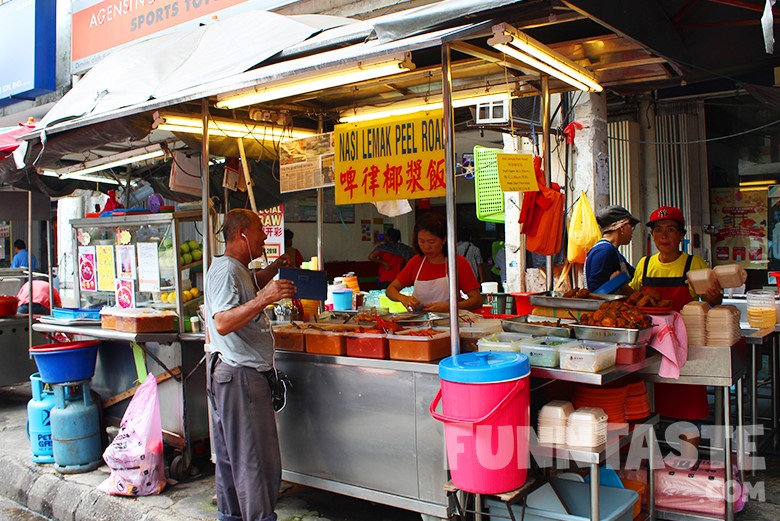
[32,323,179,343]
[0,316,45,386]
[274,350,448,518]
[532,355,661,385]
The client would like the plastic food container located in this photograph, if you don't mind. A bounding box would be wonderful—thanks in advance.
[388,328,450,361]
[477,332,529,352]
[345,332,389,359]
[114,309,176,332]
[304,328,348,355]
[100,307,117,329]
[746,289,777,329]
[459,319,503,352]
[52,307,101,320]
[615,343,647,365]
[713,264,747,288]
[273,324,306,351]
[519,336,569,367]
[558,341,618,373]
[686,268,717,295]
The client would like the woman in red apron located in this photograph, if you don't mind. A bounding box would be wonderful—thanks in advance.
[385,213,482,313]
[630,206,722,456]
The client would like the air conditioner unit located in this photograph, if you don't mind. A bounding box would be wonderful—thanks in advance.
[476,99,510,125]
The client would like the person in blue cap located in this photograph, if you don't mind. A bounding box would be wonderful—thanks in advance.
[584,205,639,292]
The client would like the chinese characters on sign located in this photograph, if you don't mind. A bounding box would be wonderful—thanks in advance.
[711,187,767,269]
[257,206,285,266]
[334,111,447,205]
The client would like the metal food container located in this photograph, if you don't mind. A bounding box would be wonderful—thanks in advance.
[501,315,573,338]
[394,312,450,327]
[571,324,654,344]
[529,292,625,311]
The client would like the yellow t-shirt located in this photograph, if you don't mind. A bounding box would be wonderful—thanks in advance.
[629,253,710,299]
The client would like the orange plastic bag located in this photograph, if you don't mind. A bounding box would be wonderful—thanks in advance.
[566,192,600,264]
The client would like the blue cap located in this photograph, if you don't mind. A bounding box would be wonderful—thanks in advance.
[439,351,530,383]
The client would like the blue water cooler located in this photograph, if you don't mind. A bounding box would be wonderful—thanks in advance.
[27,373,55,464]
[50,381,103,474]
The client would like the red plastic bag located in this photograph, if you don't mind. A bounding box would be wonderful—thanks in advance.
[519,157,565,256]
[98,373,166,496]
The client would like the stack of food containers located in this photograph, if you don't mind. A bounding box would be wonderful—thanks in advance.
[706,305,742,346]
[566,407,608,447]
[537,400,573,445]
[681,302,709,346]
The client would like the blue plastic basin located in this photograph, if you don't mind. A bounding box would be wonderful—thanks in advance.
[29,341,100,384]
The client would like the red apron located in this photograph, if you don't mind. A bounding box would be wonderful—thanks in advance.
[642,253,709,421]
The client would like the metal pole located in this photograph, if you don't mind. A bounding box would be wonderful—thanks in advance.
[201,99,210,280]
[317,115,325,272]
[442,43,459,357]
[541,76,553,291]
[27,191,32,350]
[46,219,53,315]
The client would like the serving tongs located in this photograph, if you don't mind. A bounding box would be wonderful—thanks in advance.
[376,315,402,334]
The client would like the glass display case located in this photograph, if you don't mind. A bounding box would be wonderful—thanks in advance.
[70,210,204,333]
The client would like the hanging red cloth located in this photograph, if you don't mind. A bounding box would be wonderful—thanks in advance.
[518,156,565,256]
[563,121,583,145]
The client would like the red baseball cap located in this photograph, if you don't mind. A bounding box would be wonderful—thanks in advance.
[646,206,685,228]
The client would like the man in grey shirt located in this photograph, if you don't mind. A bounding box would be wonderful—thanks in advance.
[206,208,295,521]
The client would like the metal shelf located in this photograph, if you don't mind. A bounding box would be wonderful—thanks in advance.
[531,355,661,385]
[656,507,725,521]
[531,414,660,465]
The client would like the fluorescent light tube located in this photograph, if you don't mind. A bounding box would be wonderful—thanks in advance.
[215,54,415,110]
[339,87,516,123]
[41,170,121,185]
[153,113,316,140]
[488,24,602,93]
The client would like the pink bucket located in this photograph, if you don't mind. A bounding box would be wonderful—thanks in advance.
[430,352,530,494]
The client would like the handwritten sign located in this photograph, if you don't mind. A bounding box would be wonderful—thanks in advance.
[96,245,115,292]
[497,153,538,192]
[334,111,446,204]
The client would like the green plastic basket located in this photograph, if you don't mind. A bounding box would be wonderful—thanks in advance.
[473,145,505,223]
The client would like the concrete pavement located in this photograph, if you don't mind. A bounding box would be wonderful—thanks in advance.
[4,378,780,521]
[0,381,419,521]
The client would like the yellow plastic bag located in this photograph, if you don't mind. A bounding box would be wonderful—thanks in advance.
[566,192,601,264]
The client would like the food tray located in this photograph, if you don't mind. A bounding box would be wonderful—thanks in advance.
[571,324,654,344]
[519,336,571,367]
[345,332,389,359]
[393,312,450,327]
[476,332,529,352]
[501,315,574,338]
[115,313,176,333]
[304,328,348,355]
[52,307,101,321]
[273,324,306,352]
[529,292,624,311]
[558,340,618,373]
[616,343,647,365]
[459,319,504,352]
[387,328,450,361]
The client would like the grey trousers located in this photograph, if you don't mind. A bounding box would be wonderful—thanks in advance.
[208,356,281,521]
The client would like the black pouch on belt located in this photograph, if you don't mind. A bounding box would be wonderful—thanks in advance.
[263,368,292,413]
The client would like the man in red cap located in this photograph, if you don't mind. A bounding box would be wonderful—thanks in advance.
[630,205,721,457]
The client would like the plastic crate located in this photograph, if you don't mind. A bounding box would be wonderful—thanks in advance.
[474,146,505,223]
[52,307,101,320]
[484,478,637,521]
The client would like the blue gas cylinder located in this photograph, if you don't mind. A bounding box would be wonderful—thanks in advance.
[50,381,102,474]
[27,373,55,464]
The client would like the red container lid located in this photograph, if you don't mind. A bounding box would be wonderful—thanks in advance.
[30,340,100,353]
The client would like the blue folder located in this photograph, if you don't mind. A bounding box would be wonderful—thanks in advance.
[278,268,328,301]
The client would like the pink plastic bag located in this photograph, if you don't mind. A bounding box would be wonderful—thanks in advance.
[655,458,746,515]
[98,373,166,496]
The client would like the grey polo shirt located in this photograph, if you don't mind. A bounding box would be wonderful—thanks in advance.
[205,255,273,372]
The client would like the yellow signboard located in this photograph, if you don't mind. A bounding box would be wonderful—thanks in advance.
[334,111,447,205]
[497,153,538,192]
